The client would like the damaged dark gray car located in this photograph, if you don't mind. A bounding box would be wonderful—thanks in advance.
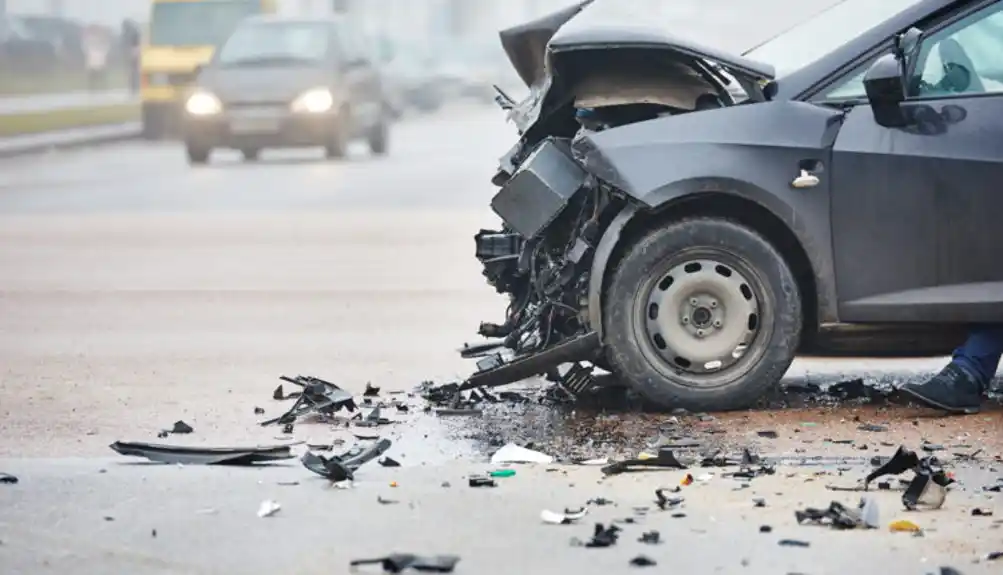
[471,0,1003,410]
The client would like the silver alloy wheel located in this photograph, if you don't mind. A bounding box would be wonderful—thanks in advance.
[642,257,763,378]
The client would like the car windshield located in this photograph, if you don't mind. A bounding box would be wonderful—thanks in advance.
[217,22,329,66]
[743,0,921,77]
[149,1,259,47]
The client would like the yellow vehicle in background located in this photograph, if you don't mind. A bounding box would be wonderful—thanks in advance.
[141,0,278,139]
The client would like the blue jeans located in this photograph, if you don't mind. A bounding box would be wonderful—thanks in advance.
[953,325,1003,388]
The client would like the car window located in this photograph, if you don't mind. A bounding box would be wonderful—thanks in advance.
[217,22,329,66]
[816,55,885,101]
[911,1,1003,97]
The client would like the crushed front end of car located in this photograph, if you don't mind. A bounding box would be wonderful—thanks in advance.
[455,1,781,405]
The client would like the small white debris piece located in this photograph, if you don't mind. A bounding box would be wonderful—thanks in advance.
[696,473,714,482]
[490,443,554,465]
[578,458,609,466]
[541,507,588,525]
[257,500,281,518]
[860,497,880,529]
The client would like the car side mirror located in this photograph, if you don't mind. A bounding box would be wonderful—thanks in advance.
[863,53,908,128]
[895,27,923,63]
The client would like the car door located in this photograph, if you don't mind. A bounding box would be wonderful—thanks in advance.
[825,0,1003,323]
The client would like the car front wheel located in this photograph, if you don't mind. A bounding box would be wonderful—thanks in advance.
[185,143,211,165]
[603,217,801,412]
[367,117,389,156]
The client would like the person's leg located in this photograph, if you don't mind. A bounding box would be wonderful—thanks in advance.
[901,325,1003,414]
[953,325,1003,384]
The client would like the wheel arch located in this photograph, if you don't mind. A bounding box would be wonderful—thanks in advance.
[589,180,833,350]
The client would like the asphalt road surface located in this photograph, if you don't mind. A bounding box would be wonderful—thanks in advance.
[1,104,1001,574]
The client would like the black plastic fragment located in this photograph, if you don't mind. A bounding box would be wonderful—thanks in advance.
[865,446,920,485]
[379,457,402,468]
[757,430,778,439]
[110,441,294,465]
[0,473,18,484]
[261,375,357,426]
[468,476,496,488]
[576,523,620,548]
[729,465,776,480]
[972,508,993,516]
[168,420,194,434]
[795,501,867,530]
[629,555,656,567]
[301,438,392,481]
[638,531,660,544]
[350,554,460,573]
[654,488,683,510]
[778,539,810,547]
[602,448,687,476]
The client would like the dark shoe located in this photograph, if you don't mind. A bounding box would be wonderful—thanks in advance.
[900,364,982,414]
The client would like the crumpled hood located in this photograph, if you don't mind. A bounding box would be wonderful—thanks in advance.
[198,66,330,104]
[499,0,595,87]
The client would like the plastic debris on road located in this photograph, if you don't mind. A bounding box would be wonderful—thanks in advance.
[541,507,588,525]
[257,500,281,518]
[490,443,554,465]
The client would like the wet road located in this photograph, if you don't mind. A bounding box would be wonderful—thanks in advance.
[1,104,1001,573]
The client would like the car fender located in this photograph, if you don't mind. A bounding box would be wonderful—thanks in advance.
[580,101,846,337]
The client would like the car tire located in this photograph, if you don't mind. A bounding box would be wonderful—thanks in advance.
[241,148,260,162]
[367,118,389,156]
[603,217,801,412]
[185,143,211,165]
[325,120,348,160]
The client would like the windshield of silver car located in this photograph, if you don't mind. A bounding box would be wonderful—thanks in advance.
[743,0,921,77]
[217,22,330,66]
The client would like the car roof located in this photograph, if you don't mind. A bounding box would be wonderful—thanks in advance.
[776,0,961,99]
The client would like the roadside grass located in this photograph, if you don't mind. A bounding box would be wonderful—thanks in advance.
[0,104,139,137]
[0,69,129,96]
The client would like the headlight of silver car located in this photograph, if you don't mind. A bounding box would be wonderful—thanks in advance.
[291,88,334,113]
[185,91,222,116]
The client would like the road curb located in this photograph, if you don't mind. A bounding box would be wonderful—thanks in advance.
[0,123,141,159]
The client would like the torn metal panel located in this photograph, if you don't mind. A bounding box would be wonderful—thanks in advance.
[109,442,295,465]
